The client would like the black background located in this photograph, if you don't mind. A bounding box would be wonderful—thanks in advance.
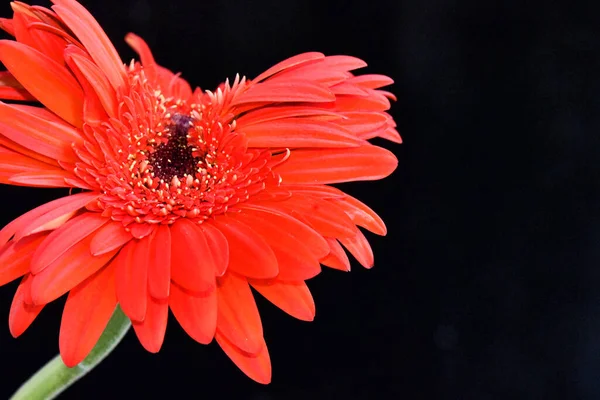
[1,0,599,399]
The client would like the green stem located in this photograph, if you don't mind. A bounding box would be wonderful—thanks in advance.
[10,305,131,400]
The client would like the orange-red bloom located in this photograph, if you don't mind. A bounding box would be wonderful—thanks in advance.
[0,0,399,383]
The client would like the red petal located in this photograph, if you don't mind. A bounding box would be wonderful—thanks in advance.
[268,65,349,87]
[253,52,324,83]
[0,129,60,166]
[0,40,84,127]
[9,170,75,188]
[132,296,168,353]
[331,81,370,96]
[124,33,158,84]
[30,213,108,275]
[147,225,170,299]
[0,18,15,36]
[12,192,99,242]
[320,238,351,271]
[216,332,271,384]
[11,4,68,66]
[170,219,216,294]
[0,147,63,184]
[0,232,47,286]
[90,221,132,256]
[258,194,356,238]
[379,127,403,143]
[333,90,391,111]
[129,222,154,239]
[336,111,389,136]
[115,239,148,322]
[63,46,109,125]
[216,273,263,354]
[199,223,228,277]
[66,48,118,119]
[0,101,82,162]
[239,205,329,259]
[333,195,387,236]
[319,55,368,72]
[251,280,315,321]
[243,119,363,148]
[208,216,278,279]
[52,1,126,91]
[279,183,345,199]
[59,262,117,367]
[0,192,98,248]
[236,106,341,128]
[339,228,374,269]
[232,80,334,105]
[169,282,217,344]
[29,235,118,305]
[9,274,44,337]
[347,74,394,89]
[276,145,398,184]
[232,209,322,281]
[0,71,34,101]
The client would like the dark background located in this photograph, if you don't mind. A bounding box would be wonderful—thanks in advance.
[0,0,599,399]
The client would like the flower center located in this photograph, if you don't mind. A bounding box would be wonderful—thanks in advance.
[74,68,287,226]
[147,114,199,181]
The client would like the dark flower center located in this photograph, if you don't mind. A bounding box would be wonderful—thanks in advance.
[148,114,199,181]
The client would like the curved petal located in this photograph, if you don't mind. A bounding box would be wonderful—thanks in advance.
[233,208,324,280]
[208,216,278,280]
[169,282,217,345]
[9,274,44,337]
[320,238,351,272]
[170,219,216,294]
[115,238,148,322]
[0,71,35,101]
[30,212,108,275]
[132,296,168,353]
[256,194,356,238]
[124,33,157,84]
[242,119,363,149]
[251,280,315,322]
[52,1,126,91]
[276,145,398,184]
[346,74,394,89]
[0,147,64,186]
[65,47,118,119]
[216,332,271,385]
[253,52,324,83]
[216,273,263,354]
[333,195,387,236]
[59,261,117,367]
[147,225,170,299]
[9,170,75,188]
[199,223,228,277]
[0,101,82,163]
[29,235,118,305]
[90,221,132,256]
[11,3,68,66]
[239,204,329,259]
[339,228,374,269]
[0,232,47,286]
[11,192,99,242]
[64,46,110,125]
[0,40,84,127]
[232,80,334,105]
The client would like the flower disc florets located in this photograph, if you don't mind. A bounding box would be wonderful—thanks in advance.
[74,64,283,227]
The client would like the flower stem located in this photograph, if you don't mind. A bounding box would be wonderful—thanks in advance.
[10,305,131,400]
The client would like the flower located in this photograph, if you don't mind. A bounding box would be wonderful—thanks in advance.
[0,0,399,384]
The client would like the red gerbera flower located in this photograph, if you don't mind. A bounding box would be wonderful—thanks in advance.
[0,0,399,383]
